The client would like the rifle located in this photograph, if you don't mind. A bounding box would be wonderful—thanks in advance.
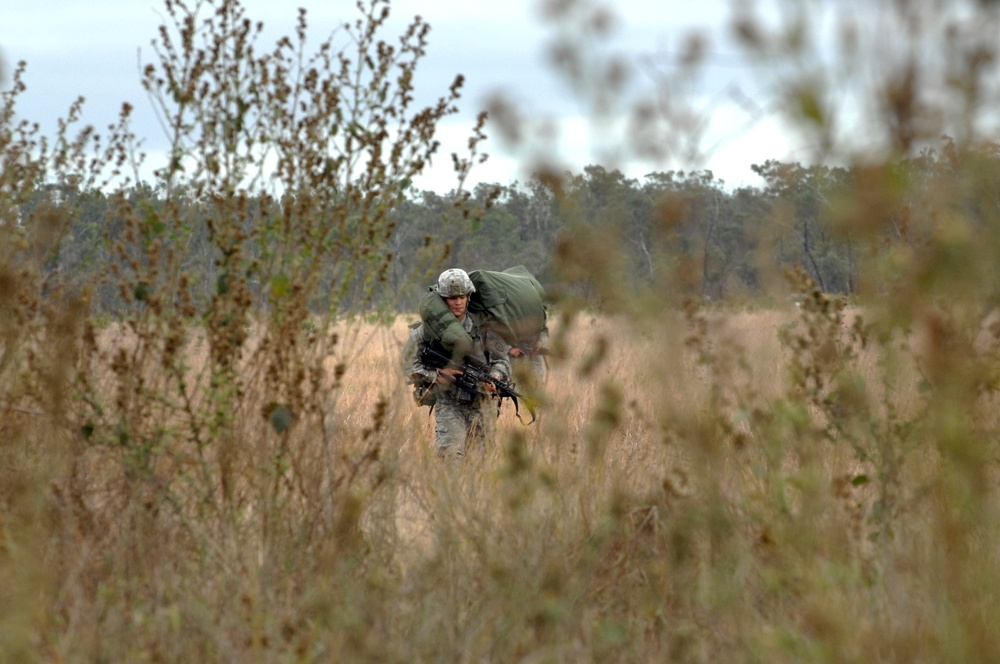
[417,343,537,424]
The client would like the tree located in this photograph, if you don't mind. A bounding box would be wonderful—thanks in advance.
[752,160,853,294]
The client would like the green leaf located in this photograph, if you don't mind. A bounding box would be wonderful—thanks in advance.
[797,87,825,125]
[270,274,291,299]
[269,404,293,434]
[851,474,869,487]
[144,211,166,236]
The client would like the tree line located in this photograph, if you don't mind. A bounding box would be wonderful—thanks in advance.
[22,137,1000,315]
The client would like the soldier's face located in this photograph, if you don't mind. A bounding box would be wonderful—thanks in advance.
[445,294,469,319]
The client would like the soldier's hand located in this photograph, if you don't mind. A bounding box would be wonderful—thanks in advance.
[509,347,525,358]
[437,368,462,385]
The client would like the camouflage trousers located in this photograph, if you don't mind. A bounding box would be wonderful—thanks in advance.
[433,396,497,461]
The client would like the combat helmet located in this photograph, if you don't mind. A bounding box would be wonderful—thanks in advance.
[437,268,476,297]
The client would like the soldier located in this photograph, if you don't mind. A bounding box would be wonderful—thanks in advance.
[405,268,511,460]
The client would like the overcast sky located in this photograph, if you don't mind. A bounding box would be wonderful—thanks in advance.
[1,0,821,193]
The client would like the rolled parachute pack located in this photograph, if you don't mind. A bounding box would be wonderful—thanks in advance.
[419,265,547,357]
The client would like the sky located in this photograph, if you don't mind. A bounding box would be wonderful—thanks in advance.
[0,0,834,194]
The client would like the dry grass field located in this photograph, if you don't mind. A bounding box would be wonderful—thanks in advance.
[6,294,1000,663]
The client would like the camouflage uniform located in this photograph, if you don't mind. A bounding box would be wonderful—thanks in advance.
[406,312,511,460]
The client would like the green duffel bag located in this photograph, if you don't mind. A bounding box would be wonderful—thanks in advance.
[419,265,547,356]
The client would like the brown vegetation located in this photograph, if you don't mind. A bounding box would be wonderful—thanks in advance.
[5,0,1000,661]
[7,294,1000,662]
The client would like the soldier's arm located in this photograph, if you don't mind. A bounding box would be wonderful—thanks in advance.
[483,329,512,383]
[404,327,438,383]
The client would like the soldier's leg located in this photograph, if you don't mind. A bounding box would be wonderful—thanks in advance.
[433,402,468,460]
[465,399,497,458]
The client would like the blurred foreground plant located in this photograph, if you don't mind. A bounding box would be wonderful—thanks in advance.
[1,0,488,659]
